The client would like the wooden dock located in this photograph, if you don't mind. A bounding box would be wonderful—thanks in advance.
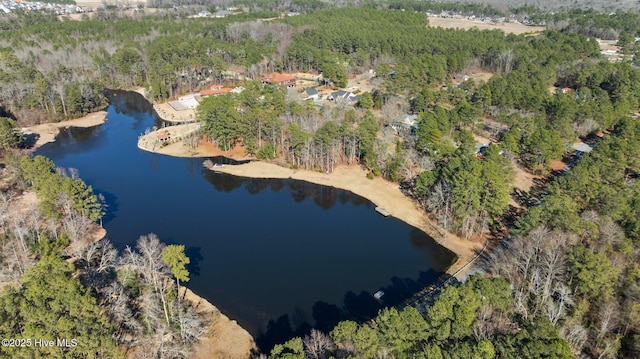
[375,207,391,217]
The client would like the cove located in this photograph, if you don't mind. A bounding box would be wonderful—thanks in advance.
[36,91,455,349]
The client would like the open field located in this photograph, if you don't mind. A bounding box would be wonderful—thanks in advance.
[428,17,545,35]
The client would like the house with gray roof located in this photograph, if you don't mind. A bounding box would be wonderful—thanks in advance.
[215,9,234,18]
[328,90,358,104]
[391,114,418,134]
[304,88,319,101]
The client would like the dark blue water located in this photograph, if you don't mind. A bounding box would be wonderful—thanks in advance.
[36,91,455,347]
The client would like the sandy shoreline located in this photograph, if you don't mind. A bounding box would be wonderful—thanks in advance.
[206,161,482,275]
[148,127,481,275]
[22,111,108,151]
[183,287,256,359]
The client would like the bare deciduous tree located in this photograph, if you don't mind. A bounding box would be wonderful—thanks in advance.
[427,180,452,230]
[303,329,336,359]
[561,319,588,355]
[129,233,171,324]
[490,227,574,323]
[100,282,143,343]
[60,201,94,249]
[80,239,118,273]
[380,95,406,126]
[596,300,620,342]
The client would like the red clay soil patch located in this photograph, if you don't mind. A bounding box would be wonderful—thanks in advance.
[199,138,250,159]
[550,159,566,171]
[513,165,540,193]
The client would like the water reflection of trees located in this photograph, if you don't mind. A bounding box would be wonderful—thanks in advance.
[107,90,153,114]
[255,269,450,353]
[409,228,458,268]
[202,171,245,193]
[201,163,371,211]
[69,126,99,142]
[289,181,369,210]
[107,90,162,131]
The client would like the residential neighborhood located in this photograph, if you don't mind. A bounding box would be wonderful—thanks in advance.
[0,0,85,15]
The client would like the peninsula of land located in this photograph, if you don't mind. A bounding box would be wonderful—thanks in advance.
[23,111,109,150]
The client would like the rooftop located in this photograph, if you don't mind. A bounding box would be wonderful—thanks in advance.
[261,72,296,84]
[572,143,593,153]
[201,87,232,96]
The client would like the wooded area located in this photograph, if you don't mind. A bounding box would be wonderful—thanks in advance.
[0,1,639,358]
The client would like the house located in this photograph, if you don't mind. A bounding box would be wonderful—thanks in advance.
[454,73,469,81]
[200,86,232,97]
[475,143,489,159]
[328,90,358,104]
[197,10,211,17]
[391,114,418,134]
[157,132,171,142]
[303,88,319,101]
[261,72,296,88]
[215,9,234,18]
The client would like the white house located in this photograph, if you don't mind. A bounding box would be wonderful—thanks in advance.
[303,88,319,101]
[391,114,418,134]
[328,90,358,104]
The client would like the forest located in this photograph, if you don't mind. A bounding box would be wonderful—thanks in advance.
[0,1,639,358]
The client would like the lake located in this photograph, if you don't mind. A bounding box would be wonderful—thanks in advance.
[36,91,455,349]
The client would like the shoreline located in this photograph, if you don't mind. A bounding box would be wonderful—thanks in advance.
[22,111,109,151]
[182,287,256,359]
[137,91,483,273]
[205,161,482,275]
